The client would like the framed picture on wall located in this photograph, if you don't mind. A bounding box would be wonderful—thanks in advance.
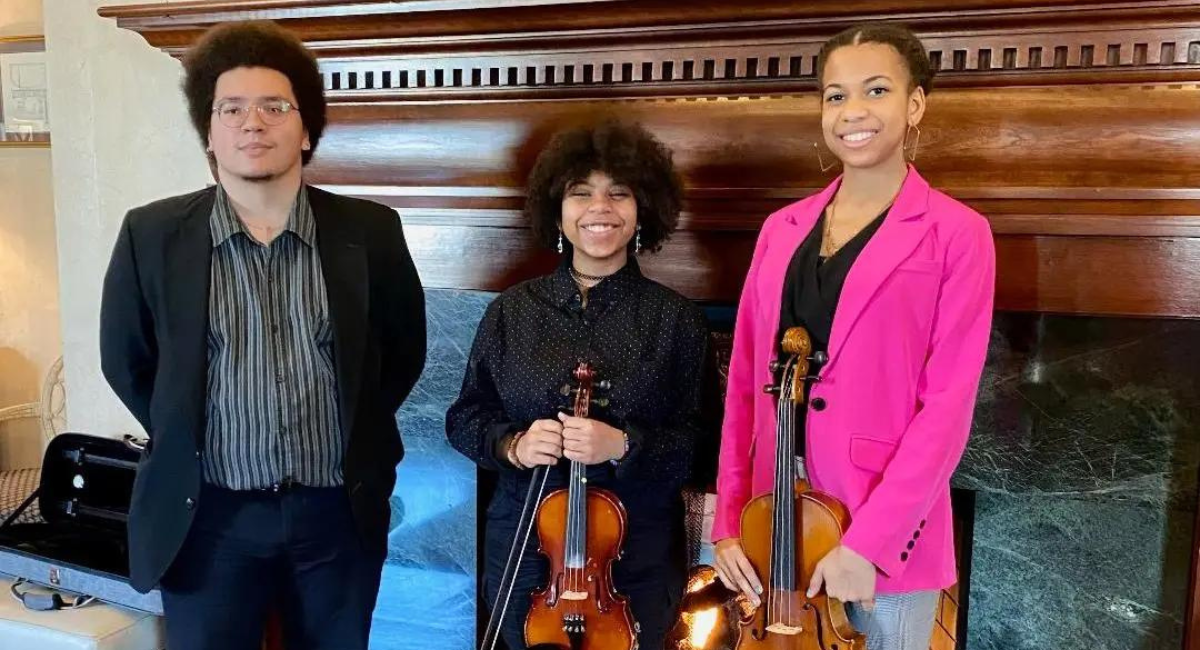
[0,36,49,145]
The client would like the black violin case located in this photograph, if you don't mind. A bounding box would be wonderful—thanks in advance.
[0,433,162,613]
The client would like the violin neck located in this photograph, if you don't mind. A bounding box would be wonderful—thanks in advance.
[771,363,799,593]
[565,459,588,570]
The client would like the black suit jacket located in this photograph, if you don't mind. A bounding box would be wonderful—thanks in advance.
[100,185,427,593]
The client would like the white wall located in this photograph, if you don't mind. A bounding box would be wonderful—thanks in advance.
[43,0,210,437]
[0,0,56,468]
[0,146,60,467]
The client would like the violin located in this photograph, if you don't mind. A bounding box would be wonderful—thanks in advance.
[666,328,864,650]
[525,361,637,650]
[735,327,864,650]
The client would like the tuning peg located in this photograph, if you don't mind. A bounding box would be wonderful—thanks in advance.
[763,384,781,395]
[598,380,612,391]
[591,398,610,408]
[809,351,828,365]
[769,360,783,373]
[560,384,574,397]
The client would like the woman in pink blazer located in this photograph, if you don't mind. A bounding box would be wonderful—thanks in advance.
[712,24,995,650]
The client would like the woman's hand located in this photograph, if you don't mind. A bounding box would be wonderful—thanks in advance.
[514,419,564,467]
[713,538,763,606]
[807,545,877,611]
[557,412,625,465]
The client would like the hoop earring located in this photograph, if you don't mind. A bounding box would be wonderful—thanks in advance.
[634,224,642,255]
[557,231,564,254]
[812,142,837,173]
[904,124,921,162]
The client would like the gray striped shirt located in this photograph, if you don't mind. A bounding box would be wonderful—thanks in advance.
[203,185,343,490]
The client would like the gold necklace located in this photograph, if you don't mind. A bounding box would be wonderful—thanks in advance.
[822,201,840,257]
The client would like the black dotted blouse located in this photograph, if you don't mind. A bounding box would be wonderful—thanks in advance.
[446,257,711,525]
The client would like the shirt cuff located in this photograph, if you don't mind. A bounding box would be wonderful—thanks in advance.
[611,422,646,479]
[486,422,523,470]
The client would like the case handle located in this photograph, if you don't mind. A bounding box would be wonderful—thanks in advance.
[122,434,148,453]
[9,578,96,611]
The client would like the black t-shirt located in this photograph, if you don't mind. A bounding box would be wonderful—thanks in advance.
[778,207,888,453]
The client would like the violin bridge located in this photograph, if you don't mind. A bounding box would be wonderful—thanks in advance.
[560,590,588,601]
[765,622,803,636]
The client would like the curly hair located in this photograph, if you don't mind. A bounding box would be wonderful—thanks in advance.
[817,23,935,95]
[182,21,326,165]
[525,121,684,254]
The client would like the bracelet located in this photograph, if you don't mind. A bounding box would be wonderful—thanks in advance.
[506,431,527,469]
[610,430,630,466]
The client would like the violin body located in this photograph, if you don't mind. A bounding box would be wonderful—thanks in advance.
[734,482,864,650]
[526,486,637,650]
[667,327,865,650]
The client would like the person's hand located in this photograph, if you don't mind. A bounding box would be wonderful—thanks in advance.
[807,545,877,611]
[557,412,625,465]
[713,538,763,607]
[514,419,564,467]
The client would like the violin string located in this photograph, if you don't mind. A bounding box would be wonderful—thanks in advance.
[772,357,793,629]
[777,364,787,628]
[784,366,794,628]
[788,360,798,628]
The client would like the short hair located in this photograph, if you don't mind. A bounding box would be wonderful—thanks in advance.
[525,121,684,254]
[817,23,935,95]
[182,21,326,165]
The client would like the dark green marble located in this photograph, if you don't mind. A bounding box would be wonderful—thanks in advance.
[967,495,1193,650]
[959,314,1200,650]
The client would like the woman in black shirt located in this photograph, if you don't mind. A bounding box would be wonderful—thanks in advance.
[446,121,709,650]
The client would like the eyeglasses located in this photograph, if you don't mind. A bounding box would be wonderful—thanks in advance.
[211,99,299,128]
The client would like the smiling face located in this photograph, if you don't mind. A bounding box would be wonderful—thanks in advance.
[207,66,309,183]
[560,170,638,270]
[820,42,926,172]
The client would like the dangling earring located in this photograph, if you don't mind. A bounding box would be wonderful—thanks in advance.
[557,231,564,254]
[903,124,921,162]
[812,142,837,173]
[634,224,642,255]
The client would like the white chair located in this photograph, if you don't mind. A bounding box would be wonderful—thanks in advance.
[0,356,65,524]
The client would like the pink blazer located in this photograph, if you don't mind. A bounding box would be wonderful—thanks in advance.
[713,167,995,594]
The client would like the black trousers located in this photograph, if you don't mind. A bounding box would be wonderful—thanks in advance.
[159,483,386,650]
[482,515,685,650]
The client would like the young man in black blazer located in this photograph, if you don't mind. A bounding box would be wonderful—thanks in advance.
[99,21,426,650]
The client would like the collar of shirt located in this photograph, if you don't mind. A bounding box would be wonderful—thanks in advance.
[546,255,645,310]
[209,184,316,248]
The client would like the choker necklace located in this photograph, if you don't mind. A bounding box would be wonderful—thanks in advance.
[570,267,614,283]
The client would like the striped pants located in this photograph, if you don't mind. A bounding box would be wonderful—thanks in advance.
[846,590,941,650]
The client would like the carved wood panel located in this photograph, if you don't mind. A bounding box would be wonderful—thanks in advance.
[300,83,1200,317]
[313,25,1200,101]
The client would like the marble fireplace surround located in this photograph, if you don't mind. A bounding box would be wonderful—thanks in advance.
[401,292,1200,650]
[949,314,1199,649]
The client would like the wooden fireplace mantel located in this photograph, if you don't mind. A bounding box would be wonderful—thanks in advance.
[98,0,1200,318]
[100,2,1200,648]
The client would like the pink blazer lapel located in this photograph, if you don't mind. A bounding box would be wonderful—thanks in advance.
[758,180,842,349]
[825,167,933,373]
